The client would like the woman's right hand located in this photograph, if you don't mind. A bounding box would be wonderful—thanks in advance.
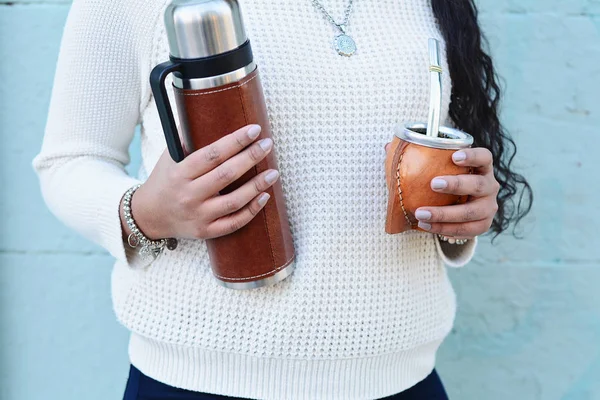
[128,124,279,240]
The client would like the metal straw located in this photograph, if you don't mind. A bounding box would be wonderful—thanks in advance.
[426,38,442,138]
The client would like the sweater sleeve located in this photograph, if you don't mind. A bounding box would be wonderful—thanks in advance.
[32,0,162,267]
[434,235,478,268]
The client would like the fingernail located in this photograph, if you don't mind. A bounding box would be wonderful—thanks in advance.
[453,151,466,162]
[258,193,270,207]
[264,170,280,185]
[431,178,448,190]
[258,138,273,151]
[247,125,261,139]
[418,221,432,231]
[415,209,432,221]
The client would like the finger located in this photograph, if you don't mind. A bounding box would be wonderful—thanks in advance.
[452,147,494,174]
[202,169,279,220]
[416,219,491,238]
[205,192,270,238]
[415,198,497,224]
[385,142,391,152]
[196,137,273,197]
[180,124,262,179]
[430,174,497,197]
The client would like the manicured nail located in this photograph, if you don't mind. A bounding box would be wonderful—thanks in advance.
[415,209,432,221]
[258,138,273,151]
[258,193,270,207]
[264,170,280,185]
[247,125,261,139]
[418,221,432,231]
[453,151,466,162]
[431,178,448,190]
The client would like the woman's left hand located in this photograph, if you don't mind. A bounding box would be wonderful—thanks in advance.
[415,147,500,239]
[413,147,500,239]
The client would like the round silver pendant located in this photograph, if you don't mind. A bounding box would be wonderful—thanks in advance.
[334,34,357,57]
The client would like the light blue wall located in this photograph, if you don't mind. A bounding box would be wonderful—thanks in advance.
[0,1,598,399]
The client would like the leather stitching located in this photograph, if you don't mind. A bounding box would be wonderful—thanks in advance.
[177,74,259,96]
[213,256,294,281]
[234,76,277,272]
[396,151,414,228]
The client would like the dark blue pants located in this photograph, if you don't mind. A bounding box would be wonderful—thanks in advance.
[123,364,448,400]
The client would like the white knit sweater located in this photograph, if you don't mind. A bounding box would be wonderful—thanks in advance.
[33,0,478,398]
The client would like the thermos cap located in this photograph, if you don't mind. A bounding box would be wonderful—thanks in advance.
[165,0,248,59]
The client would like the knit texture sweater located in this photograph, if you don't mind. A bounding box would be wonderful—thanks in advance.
[33,0,478,398]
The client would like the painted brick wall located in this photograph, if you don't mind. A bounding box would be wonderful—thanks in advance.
[1,1,598,399]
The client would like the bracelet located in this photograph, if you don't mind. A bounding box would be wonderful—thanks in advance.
[123,184,177,260]
[437,234,469,245]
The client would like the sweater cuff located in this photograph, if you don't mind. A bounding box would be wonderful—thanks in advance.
[101,178,150,270]
[434,235,478,268]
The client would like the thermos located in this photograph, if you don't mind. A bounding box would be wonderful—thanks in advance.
[150,0,295,289]
[385,39,474,234]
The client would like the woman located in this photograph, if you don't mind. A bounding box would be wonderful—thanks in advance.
[33,0,532,398]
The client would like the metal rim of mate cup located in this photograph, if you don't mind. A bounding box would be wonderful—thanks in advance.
[151,0,296,290]
[396,123,473,150]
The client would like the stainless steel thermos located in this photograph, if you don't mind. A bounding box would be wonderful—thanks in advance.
[150,0,295,289]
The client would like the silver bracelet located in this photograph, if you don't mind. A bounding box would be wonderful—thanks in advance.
[437,234,469,245]
[123,184,177,260]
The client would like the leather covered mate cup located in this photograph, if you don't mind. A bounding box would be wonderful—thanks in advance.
[385,123,474,234]
[174,68,295,288]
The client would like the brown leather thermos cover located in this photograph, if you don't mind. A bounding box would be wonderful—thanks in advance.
[174,68,295,285]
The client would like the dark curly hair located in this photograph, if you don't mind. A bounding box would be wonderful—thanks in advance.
[432,0,533,239]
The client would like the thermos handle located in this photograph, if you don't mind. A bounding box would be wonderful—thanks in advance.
[150,61,186,163]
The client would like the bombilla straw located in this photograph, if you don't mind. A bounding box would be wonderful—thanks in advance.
[426,38,442,138]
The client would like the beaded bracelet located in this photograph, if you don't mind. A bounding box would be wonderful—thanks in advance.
[437,234,469,245]
[123,184,177,260]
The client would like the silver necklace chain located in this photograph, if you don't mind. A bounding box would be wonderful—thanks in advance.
[311,0,354,33]
[311,0,357,56]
